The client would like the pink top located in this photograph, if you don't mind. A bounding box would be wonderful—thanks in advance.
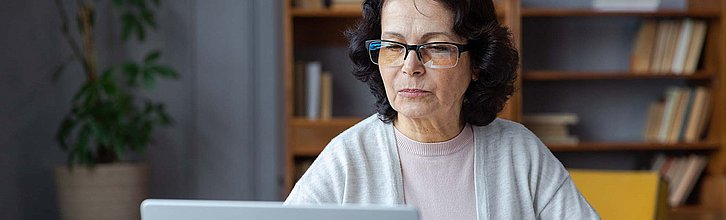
[395,124,477,220]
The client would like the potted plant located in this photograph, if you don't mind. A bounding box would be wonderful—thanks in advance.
[52,0,177,219]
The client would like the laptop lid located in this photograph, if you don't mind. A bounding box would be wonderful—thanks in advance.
[141,199,419,220]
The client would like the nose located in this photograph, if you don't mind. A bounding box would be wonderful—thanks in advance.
[401,50,425,76]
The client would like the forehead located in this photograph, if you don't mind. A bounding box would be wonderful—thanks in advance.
[380,0,456,39]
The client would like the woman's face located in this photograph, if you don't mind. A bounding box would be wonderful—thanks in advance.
[379,0,473,122]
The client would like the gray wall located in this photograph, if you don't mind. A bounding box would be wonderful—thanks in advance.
[0,1,282,220]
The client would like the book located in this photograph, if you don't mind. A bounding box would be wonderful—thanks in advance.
[657,87,681,142]
[631,20,658,73]
[660,20,681,73]
[684,87,708,142]
[670,19,694,74]
[669,155,708,206]
[320,72,333,120]
[650,20,670,73]
[527,124,570,138]
[539,135,580,145]
[667,88,690,143]
[306,62,322,120]
[294,61,307,116]
[676,88,696,141]
[643,101,665,141]
[692,87,712,142]
[683,20,707,75]
[522,113,579,125]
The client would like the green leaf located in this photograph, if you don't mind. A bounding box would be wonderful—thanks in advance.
[72,81,94,102]
[150,65,179,79]
[135,20,146,41]
[122,14,134,41]
[144,51,161,64]
[101,68,118,96]
[87,119,109,146]
[143,69,155,88]
[74,124,92,164]
[113,0,124,6]
[141,10,157,29]
[122,62,140,86]
[56,117,77,152]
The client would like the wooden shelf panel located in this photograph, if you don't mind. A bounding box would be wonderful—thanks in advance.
[291,8,361,17]
[291,6,506,18]
[522,8,721,18]
[523,70,714,81]
[548,141,720,152]
[289,117,363,156]
[290,117,362,127]
[669,205,725,220]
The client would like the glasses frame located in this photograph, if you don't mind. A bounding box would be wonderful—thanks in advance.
[365,39,469,68]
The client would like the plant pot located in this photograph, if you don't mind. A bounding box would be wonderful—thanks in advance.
[55,163,148,220]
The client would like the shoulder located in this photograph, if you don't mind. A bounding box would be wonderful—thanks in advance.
[475,118,542,148]
[323,114,391,155]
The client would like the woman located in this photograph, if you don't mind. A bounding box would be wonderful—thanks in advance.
[286,0,600,219]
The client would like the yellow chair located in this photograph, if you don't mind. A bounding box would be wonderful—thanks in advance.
[569,169,668,220]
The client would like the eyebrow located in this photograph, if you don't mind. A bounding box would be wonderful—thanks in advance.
[381,31,454,41]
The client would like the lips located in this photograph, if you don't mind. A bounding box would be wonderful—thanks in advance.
[398,88,431,98]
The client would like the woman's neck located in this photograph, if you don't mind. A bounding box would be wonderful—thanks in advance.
[394,114,464,143]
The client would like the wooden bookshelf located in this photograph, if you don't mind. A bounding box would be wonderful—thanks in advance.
[521,2,726,218]
[282,0,522,197]
[283,1,726,216]
[524,70,715,81]
[521,8,721,18]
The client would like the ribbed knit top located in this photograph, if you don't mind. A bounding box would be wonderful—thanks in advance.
[394,124,476,220]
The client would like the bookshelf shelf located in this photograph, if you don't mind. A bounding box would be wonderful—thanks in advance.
[291,8,361,17]
[290,117,363,127]
[523,70,714,81]
[521,8,721,18]
[291,6,507,18]
[548,141,720,152]
[669,205,724,220]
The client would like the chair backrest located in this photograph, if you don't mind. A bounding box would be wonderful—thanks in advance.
[569,169,667,220]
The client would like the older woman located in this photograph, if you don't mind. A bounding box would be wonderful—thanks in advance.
[285,0,600,219]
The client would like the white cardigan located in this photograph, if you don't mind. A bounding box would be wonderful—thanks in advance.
[285,115,600,220]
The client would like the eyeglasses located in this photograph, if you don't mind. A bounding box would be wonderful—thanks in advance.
[365,39,469,69]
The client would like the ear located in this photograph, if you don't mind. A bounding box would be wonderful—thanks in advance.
[472,69,480,81]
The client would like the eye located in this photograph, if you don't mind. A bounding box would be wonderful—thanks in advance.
[381,44,404,52]
[427,45,453,53]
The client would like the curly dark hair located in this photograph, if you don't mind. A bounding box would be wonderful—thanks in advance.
[345,0,519,126]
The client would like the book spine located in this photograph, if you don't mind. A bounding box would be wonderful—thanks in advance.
[306,62,322,120]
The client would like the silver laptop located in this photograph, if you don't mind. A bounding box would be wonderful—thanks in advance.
[141,199,419,220]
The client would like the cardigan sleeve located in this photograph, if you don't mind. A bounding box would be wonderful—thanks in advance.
[536,176,601,219]
[284,140,347,205]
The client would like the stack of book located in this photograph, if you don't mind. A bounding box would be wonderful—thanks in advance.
[523,113,580,145]
[651,154,709,207]
[294,61,334,120]
[630,18,708,75]
[642,86,711,143]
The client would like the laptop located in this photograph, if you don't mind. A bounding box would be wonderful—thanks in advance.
[141,199,419,220]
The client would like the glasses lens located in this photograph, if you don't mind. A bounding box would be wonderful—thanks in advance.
[420,43,459,69]
[367,40,404,66]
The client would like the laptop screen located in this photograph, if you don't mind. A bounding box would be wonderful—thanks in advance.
[141,199,419,220]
